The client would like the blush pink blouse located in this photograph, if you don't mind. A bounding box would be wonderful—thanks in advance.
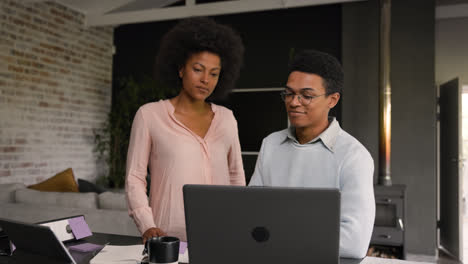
[125,99,245,241]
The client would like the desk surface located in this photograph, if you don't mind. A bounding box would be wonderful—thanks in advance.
[70,232,143,264]
[79,233,363,264]
[1,232,423,264]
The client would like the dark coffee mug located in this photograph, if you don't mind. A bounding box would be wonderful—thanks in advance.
[145,236,180,264]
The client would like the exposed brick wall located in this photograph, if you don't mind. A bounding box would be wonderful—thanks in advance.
[0,0,114,185]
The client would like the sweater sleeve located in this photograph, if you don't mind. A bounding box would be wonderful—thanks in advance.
[248,138,266,186]
[125,107,156,235]
[339,147,375,258]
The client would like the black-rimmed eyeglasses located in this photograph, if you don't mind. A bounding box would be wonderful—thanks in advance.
[280,91,326,105]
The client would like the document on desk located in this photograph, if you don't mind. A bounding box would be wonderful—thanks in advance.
[90,244,143,264]
[90,244,190,264]
[362,256,432,264]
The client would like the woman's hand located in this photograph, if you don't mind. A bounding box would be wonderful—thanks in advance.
[142,227,167,243]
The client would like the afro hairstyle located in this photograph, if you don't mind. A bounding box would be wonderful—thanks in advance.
[288,50,344,95]
[154,17,244,101]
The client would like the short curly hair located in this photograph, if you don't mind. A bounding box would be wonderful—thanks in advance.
[154,17,244,101]
[288,50,343,95]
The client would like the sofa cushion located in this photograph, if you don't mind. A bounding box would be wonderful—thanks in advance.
[0,203,140,237]
[28,168,79,192]
[78,179,105,194]
[15,188,98,209]
[0,183,26,202]
[98,192,127,211]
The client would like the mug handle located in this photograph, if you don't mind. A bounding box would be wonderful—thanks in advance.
[143,239,149,255]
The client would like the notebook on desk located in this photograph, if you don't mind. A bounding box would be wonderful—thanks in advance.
[0,218,77,264]
[183,185,341,264]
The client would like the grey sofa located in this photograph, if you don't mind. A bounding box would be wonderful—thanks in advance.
[0,183,140,237]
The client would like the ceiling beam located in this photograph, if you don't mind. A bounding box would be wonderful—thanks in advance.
[107,0,182,14]
[59,0,135,15]
[18,0,45,2]
[436,3,468,19]
[86,0,365,27]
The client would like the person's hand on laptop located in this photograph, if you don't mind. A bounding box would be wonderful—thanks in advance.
[142,227,167,243]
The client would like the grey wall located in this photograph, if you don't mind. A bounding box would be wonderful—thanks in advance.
[342,0,437,256]
[436,17,468,86]
[391,0,436,255]
[341,0,380,182]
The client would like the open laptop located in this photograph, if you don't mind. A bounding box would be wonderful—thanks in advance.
[0,218,76,264]
[183,185,341,264]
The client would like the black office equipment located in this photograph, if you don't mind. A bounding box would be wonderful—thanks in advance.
[0,229,11,256]
[0,218,76,264]
[183,185,341,264]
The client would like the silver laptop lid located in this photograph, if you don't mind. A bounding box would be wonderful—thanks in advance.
[183,185,340,264]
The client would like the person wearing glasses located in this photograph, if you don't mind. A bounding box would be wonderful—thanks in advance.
[126,17,246,243]
[248,50,375,259]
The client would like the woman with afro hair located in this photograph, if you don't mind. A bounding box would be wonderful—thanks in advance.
[125,17,246,243]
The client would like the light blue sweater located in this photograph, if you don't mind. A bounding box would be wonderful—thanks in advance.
[249,118,375,259]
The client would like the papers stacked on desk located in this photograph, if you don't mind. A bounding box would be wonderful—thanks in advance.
[90,245,143,264]
[362,257,432,264]
[90,244,189,264]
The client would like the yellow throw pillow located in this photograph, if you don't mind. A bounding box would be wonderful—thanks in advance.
[28,168,79,192]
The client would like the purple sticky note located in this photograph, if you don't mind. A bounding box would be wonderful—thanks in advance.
[179,241,187,254]
[68,243,104,253]
[68,216,92,240]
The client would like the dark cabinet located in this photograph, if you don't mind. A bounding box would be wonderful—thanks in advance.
[370,185,406,259]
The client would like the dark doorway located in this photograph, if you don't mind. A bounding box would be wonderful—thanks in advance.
[439,78,463,261]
